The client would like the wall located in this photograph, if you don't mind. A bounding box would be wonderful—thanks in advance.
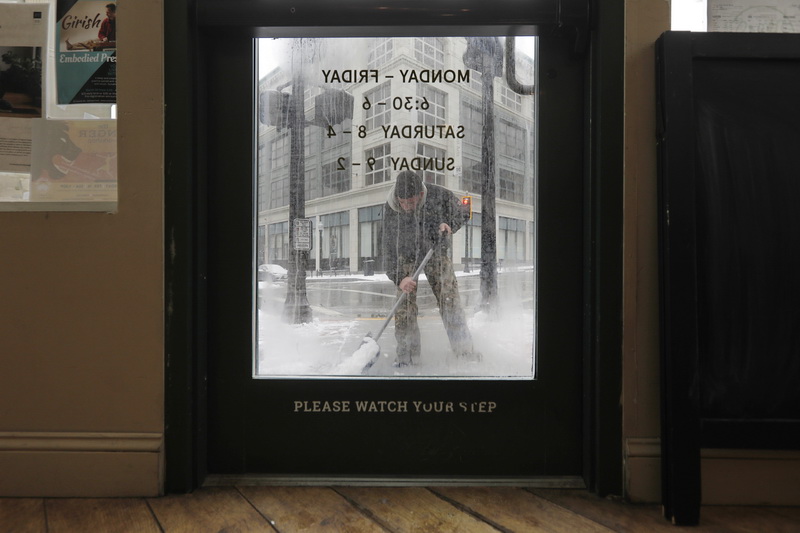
[621,0,800,504]
[0,0,164,497]
[621,0,668,503]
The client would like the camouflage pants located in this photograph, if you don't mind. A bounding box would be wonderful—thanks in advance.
[394,252,474,365]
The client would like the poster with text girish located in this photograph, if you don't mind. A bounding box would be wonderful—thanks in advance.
[56,0,117,105]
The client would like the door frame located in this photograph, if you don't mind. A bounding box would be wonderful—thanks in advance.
[163,0,623,495]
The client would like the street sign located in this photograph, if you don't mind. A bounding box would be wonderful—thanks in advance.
[293,218,313,251]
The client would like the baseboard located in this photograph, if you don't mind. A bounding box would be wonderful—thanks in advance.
[625,437,800,505]
[0,431,163,497]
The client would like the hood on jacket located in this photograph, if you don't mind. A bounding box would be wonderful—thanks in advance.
[386,178,428,213]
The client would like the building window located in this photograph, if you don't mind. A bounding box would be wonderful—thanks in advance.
[416,143,446,186]
[305,125,318,155]
[267,221,289,262]
[257,142,268,212]
[358,205,384,268]
[321,211,350,269]
[498,119,526,160]
[498,168,525,203]
[257,225,266,265]
[368,38,393,69]
[414,37,444,69]
[466,69,483,93]
[269,176,288,208]
[463,212,482,260]
[322,119,352,149]
[304,168,319,202]
[417,84,446,127]
[365,143,392,186]
[460,97,483,147]
[499,216,526,262]
[322,159,351,196]
[257,176,267,212]
[270,132,290,169]
[499,84,523,113]
[461,158,482,194]
[364,82,391,131]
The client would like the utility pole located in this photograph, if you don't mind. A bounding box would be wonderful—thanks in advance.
[260,41,353,323]
[464,37,503,311]
[282,63,312,324]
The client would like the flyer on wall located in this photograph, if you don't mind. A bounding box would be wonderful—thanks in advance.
[0,4,47,173]
[30,119,117,202]
[56,0,117,105]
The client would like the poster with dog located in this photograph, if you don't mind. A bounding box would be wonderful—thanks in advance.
[29,119,117,202]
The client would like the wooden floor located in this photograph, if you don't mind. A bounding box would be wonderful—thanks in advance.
[2,487,799,532]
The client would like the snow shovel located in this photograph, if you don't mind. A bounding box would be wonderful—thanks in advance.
[352,247,435,374]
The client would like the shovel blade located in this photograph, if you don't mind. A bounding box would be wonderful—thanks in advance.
[335,334,381,375]
[359,335,382,372]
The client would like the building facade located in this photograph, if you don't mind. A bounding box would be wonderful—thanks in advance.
[257,37,536,274]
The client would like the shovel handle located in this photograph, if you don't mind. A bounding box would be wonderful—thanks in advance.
[373,247,435,342]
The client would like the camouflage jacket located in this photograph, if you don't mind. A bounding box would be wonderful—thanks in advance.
[382,181,468,285]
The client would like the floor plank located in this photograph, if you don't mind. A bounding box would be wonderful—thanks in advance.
[530,489,800,533]
[701,506,800,533]
[147,486,270,532]
[0,498,46,533]
[336,486,498,533]
[239,486,386,532]
[0,488,796,533]
[533,488,707,532]
[432,486,615,533]
[45,498,161,533]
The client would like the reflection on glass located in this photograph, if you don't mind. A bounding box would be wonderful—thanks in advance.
[255,36,537,379]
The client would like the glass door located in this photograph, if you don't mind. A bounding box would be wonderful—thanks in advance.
[256,36,537,379]
[204,26,586,481]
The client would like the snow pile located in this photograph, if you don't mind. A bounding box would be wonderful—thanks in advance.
[256,314,361,375]
[256,272,536,379]
[334,336,380,375]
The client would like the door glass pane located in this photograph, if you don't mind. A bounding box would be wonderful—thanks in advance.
[255,36,537,379]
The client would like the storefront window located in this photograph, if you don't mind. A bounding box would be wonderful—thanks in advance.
[255,36,537,378]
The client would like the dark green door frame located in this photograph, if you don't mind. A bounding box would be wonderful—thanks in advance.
[163,0,623,495]
[584,0,624,497]
[163,0,207,493]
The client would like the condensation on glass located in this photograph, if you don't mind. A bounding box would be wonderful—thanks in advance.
[254,36,537,379]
